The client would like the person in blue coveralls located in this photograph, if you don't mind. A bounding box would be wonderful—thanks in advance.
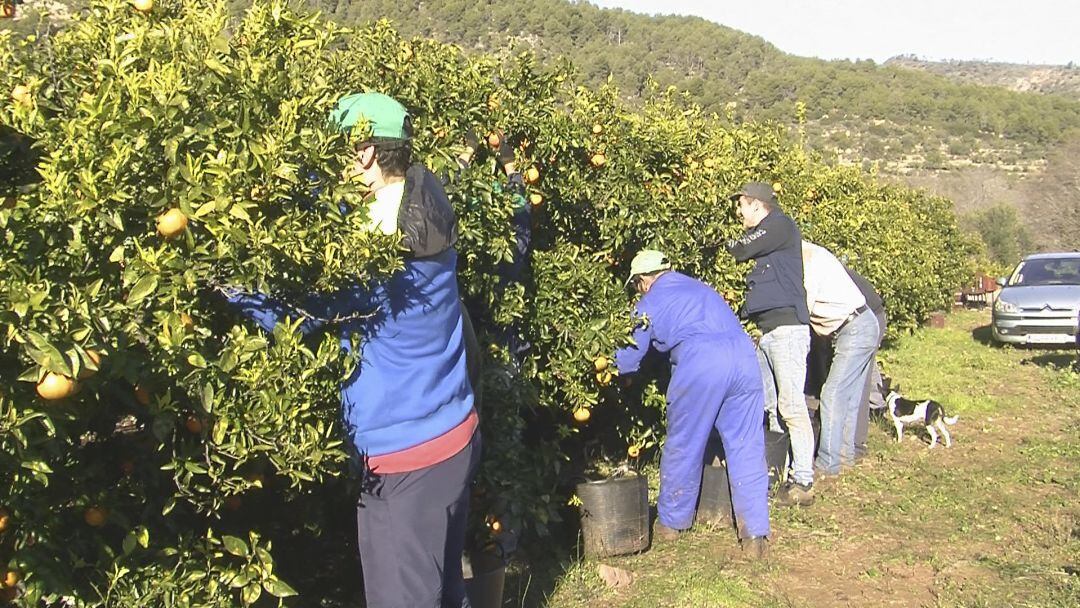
[613,250,771,558]
[225,92,479,607]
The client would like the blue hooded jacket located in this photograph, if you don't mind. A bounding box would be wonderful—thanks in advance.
[229,165,474,458]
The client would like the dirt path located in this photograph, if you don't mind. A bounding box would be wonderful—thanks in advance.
[539,310,1079,607]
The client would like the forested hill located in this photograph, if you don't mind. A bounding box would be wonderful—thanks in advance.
[886,56,1080,100]
[290,0,1080,170]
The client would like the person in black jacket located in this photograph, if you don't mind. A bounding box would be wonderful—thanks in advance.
[844,266,887,460]
[726,182,816,507]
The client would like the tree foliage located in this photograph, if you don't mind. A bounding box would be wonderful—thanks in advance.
[0,1,972,605]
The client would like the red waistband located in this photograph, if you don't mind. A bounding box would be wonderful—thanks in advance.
[367,409,478,474]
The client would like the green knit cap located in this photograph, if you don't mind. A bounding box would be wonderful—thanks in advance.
[329,92,411,141]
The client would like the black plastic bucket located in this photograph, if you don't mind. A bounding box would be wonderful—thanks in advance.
[576,475,649,557]
[696,464,734,526]
[464,551,505,608]
[764,428,790,484]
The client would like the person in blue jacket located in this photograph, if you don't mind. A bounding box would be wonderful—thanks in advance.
[614,250,770,558]
[226,93,479,608]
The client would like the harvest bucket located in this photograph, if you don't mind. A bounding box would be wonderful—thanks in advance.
[696,464,733,526]
[464,551,506,608]
[576,474,649,557]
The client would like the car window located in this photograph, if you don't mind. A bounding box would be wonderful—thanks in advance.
[1009,258,1080,286]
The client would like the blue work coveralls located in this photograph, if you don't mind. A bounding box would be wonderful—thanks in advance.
[615,272,770,537]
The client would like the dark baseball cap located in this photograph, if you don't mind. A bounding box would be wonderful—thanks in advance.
[729,182,778,207]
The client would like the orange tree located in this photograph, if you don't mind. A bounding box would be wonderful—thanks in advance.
[1,1,972,604]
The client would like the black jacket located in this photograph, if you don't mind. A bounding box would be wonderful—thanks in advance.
[845,267,885,316]
[398,164,458,258]
[726,210,811,328]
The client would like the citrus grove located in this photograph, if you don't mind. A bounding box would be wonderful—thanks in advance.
[0,1,973,605]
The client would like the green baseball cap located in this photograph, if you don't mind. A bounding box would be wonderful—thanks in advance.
[329,92,411,141]
[627,250,672,284]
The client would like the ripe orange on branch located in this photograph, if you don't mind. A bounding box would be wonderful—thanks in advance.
[573,408,591,423]
[133,384,152,406]
[528,193,543,206]
[83,506,108,528]
[593,356,610,372]
[185,415,204,434]
[524,166,540,184]
[156,208,188,239]
[77,349,103,379]
[0,508,10,533]
[0,570,21,589]
[10,85,31,106]
[36,373,77,400]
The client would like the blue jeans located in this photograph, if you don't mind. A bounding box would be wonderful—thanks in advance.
[816,311,880,475]
[757,325,815,485]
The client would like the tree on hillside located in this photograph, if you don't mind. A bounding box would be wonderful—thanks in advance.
[962,202,1034,266]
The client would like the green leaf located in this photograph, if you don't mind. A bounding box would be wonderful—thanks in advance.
[241,582,262,605]
[223,535,249,557]
[263,577,298,598]
[126,275,159,306]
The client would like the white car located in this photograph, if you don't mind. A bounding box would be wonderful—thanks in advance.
[992,253,1080,346]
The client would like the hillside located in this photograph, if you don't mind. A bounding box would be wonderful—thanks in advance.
[5,0,1079,250]
[887,55,1080,100]
[286,0,1080,174]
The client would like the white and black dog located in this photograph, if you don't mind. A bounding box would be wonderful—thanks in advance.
[884,385,959,449]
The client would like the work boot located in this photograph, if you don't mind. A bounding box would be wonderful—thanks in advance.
[652,522,684,542]
[740,535,769,560]
[774,480,815,507]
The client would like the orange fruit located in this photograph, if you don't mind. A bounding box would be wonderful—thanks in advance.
[528,193,543,206]
[595,371,613,386]
[593,356,610,373]
[590,153,607,168]
[156,208,188,239]
[77,349,103,380]
[185,416,204,434]
[592,124,603,134]
[0,508,10,533]
[772,182,783,193]
[36,373,77,400]
[10,85,30,106]
[487,132,501,149]
[134,385,152,406]
[573,408,591,423]
[491,520,502,533]
[1,570,20,589]
[524,167,540,184]
[627,445,640,458]
[84,506,107,527]
[132,0,153,12]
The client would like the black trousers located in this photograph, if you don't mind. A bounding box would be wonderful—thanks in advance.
[357,431,481,608]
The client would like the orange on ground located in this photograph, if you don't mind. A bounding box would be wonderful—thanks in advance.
[590,153,607,168]
[132,0,153,12]
[36,373,77,400]
[592,124,604,134]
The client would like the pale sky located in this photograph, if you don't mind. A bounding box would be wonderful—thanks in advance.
[590,0,1080,65]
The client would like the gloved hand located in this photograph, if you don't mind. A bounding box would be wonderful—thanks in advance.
[464,129,480,154]
[496,133,517,176]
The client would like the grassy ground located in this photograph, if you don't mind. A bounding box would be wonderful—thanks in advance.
[510,309,1079,607]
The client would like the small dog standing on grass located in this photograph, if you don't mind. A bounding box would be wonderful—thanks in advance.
[884,386,959,449]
